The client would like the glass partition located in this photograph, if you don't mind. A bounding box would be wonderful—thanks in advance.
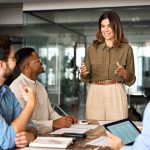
[23,12,86,113]
[22,6,150,119]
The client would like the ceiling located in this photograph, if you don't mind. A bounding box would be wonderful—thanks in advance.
[25,5,150,44]
[0,2,150,45]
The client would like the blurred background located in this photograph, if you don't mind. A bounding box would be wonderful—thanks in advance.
[0,0,150,120]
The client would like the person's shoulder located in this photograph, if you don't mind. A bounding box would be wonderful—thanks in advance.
[120,42,133,51]
[88,42,104,51]
[88,43,94,49]
[9,76,21,88]
[3,85,15,97]
[3,84,11,91]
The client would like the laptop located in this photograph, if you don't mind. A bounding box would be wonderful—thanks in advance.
[103,118,141,145]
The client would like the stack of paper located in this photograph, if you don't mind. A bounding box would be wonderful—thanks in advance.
[29,137,73,148]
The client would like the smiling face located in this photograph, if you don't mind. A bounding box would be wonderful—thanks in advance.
[101,18,115,43]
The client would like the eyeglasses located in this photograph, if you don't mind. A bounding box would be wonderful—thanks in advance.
[23,58,42,68]
[29,58,42,63]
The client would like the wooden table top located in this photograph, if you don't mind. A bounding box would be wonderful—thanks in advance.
[66,122,111,150]
[15,121,115,150]
[15,120,142,150]
[42,120,111,150]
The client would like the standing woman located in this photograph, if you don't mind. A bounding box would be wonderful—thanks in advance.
[80,11,136,121]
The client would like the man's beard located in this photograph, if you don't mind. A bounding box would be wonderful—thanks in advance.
[3,63,14,80]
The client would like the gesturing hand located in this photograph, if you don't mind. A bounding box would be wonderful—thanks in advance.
[115,62,128,81]
[19,84,36,106]
[80,63,89,78]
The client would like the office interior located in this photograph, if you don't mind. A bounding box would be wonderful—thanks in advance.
[0,0,150,120]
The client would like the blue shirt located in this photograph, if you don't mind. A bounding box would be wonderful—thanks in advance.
[121,102,150,150]
[0,85,35,149]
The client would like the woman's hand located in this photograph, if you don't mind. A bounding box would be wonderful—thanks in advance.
[115,62,129,81]
[80,63,89,78]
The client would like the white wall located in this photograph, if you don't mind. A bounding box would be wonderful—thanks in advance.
[0,4,23,25]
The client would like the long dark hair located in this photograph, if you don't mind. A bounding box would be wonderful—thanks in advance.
[93,11,128,48]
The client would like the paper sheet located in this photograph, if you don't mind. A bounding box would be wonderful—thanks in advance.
[98,121,113,126]
[86,136,109,147]
[50,127,89,134]
[50,123,98,135]
[71,124,98,129]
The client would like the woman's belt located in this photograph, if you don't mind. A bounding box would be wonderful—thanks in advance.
[92,80,117,85]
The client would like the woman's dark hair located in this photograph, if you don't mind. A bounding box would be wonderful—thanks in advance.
[0,34,11,60]
[93,11,127,48]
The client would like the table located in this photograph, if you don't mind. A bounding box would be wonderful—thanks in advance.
[16,121,142,150]
[16,121,111,150]
[65,121,110,150]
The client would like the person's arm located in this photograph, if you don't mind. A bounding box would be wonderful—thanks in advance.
[124,46,136,86]
[0,114,16,149]
[107,103,150,150]
[80,45,91,82]
[53,115,78,131]
[115,46,136,86]
[106,130,145,150]
[47,96,78,130]
[80,63,90,79]
[32,115,77,134]
[32,119,54,134]
[11,85,36,133]
[0,85,36,149]
[12,85,37,148]
[29,93,62,134]
[15,127,37,148]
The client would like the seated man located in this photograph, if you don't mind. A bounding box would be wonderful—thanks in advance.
[10,47,77,134]
[107,102,150,150]
[0,34,37,149]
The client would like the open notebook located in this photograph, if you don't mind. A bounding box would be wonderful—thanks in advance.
[29,137,73,148]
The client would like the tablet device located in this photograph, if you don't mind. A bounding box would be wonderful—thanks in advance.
[103,118,141,145]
